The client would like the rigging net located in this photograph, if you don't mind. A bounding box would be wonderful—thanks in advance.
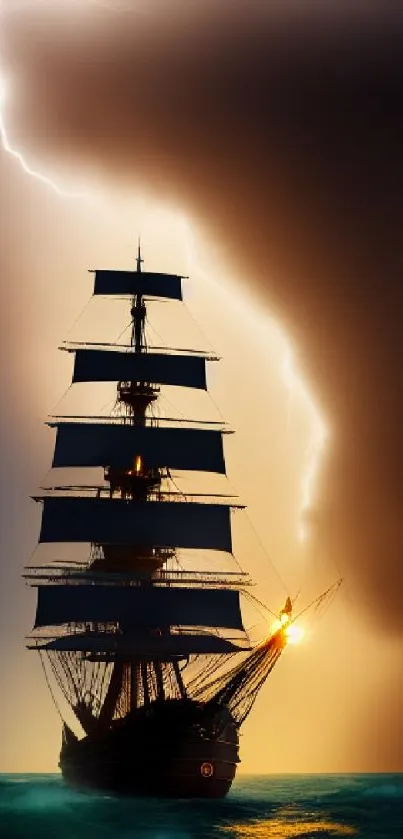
[188,629,286,726]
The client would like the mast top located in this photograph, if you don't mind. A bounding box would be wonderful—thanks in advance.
[136,239,143,273]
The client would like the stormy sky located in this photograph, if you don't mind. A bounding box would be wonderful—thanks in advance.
[1,0,402,771]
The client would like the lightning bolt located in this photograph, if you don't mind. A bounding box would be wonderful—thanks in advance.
[0,78,90,197]
[0,0,134,197]
[0,0,328,543]
[282,345,327,542]
[182,220,328,544]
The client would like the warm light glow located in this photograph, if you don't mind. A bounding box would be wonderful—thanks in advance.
[271,611,290,633]
[134,454,142,474]
[284,623,304,645]
[270,613,304,645]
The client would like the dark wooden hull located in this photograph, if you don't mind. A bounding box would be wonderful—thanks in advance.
[60,699,239,798]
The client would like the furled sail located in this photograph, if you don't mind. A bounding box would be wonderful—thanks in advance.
[72,349,207,389]
[38,497,233,552]
[34,585,244,631]
[92,270,183,300]
[51,423,226,473]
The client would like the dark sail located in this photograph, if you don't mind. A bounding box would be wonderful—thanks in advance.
[34,585,244,631]
[92,270,183,300]
[51,423,226,473]
[72,349,207,389]
[38,496,233,552]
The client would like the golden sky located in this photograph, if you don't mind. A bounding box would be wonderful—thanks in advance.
[0,0,402,774]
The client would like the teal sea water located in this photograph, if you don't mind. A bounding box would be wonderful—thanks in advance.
[0,773,401,839]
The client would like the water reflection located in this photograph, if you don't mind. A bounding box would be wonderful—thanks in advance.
[221,812,356,838]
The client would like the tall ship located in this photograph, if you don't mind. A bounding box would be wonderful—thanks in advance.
[25,246,315,798]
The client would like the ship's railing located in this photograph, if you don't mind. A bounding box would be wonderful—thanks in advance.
[23,567,253,587]
[61,341,219,361]
[35,486,244,507]
[47,415,233,432]
[28,623,251,646]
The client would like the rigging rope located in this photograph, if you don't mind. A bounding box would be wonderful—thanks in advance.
[112,319,133,345]
[50,383,73,416]
[64,295,93,341]
[38,649,64,723]
[183,301,218,355]
[242,510,290,596]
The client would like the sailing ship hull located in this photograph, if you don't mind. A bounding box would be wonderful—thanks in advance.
[60,700,239,798]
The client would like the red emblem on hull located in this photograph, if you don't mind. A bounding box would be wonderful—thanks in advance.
[200,762,214,778]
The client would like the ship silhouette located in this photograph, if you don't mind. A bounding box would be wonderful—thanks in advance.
[26,245,315,798]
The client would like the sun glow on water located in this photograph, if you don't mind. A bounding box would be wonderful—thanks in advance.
[222,818,356,837]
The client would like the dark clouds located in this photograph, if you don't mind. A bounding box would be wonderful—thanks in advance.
[4,1,403,632]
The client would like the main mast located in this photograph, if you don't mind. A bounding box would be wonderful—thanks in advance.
[104,244,161,513]
[98,243,178,719]
[132,241,145,352]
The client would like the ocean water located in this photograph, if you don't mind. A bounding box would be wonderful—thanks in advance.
[0,774,401,839]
